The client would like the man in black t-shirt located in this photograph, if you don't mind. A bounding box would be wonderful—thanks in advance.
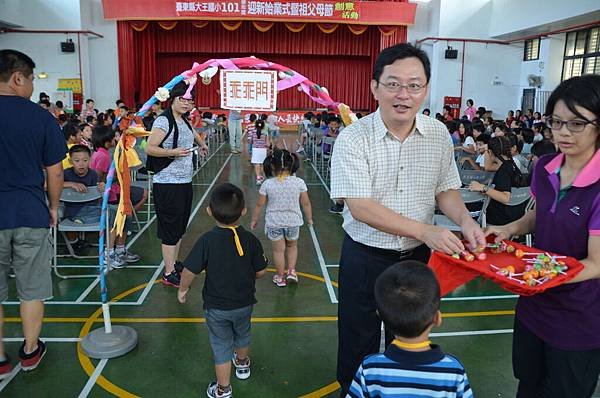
[178,183,267,398]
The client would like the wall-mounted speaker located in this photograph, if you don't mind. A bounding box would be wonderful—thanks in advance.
[61,40,75,53]
[445,48,458,59]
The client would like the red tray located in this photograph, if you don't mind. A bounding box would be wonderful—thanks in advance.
[428,238,584,296]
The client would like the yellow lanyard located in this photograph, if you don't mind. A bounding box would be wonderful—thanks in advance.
[392,339,431,350]
[226,226,244,257]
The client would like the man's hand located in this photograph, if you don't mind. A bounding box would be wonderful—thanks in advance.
[97,182,105,192]
[177,288,189,304]
[49,208,58,227]
[419,224,464,255]
[250,220,257,230]
[461,218,487,251]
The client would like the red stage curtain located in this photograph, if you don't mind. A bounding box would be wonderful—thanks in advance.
[155,22,376,57]
[117,21,136,107]
[135,23,158,105]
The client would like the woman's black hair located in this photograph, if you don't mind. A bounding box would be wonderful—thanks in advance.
[263,149,295,178]
[545,75,600,149]
[255,119,265,140]
[92,125,115,150]
[459,120,473,138]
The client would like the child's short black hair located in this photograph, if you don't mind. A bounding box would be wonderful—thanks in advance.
[375,261,440,338]
[209,183,245,225]
[69,144,91,157]
[475,134,490,144]
[63,122,79,141]
[522,128,534,144]
[91,125,115,150]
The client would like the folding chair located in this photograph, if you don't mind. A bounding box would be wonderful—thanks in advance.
[459,169,494,187]
[53,187,110,279]
[481,186,533,229]
[433,188,491,231]
[320,136,336,182]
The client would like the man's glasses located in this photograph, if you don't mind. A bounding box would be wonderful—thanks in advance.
[177,97,195,104]
[377,81,426,94]
[546,117,597,133]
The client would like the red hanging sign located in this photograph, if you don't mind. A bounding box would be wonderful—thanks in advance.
[102,0,416,25]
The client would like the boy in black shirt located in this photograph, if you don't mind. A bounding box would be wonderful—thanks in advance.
[178,183,267,398]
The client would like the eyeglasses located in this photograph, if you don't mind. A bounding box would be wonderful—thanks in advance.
[177,97,195,104]
[377,81,426,94]
[546,117,598,133]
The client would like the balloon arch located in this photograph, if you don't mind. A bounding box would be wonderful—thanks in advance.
[97,57,357,302]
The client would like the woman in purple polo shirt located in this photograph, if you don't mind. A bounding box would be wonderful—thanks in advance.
[487,75,600,398]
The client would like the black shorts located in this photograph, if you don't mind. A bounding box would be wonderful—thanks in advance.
[153,183,193,245]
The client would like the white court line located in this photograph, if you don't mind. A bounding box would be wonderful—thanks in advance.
[134,153,233,306]
[442,295,517,301]
[0,364,21,392]
[76,277,100,303]
[308,161,332,197]
[431,329,513,337]
[2,337,81,343]
[2,301,141,306]
[53,264,160,269]
[78,358,109,398]
[308,225,338,304]
[325,264,339,268]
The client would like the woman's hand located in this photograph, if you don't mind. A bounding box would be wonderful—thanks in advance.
[469,181,484,192]
[485,225,513,244]
[170,147,191,157]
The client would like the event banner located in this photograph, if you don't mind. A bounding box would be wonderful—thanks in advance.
[102,0,416,25]
[220,69,278,111]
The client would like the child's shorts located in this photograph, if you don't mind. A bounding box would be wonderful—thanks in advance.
[205,305,253,365]
[265,226,300,241]
[69,205,132,230]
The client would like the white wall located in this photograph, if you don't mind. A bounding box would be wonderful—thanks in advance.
[0,0,23,26]
[0,0,118,111]
[409,0,595,118]
[490,0,600,38]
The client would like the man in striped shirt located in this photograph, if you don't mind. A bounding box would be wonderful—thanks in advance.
[348,261,473,398]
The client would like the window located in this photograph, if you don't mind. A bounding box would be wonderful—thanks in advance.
[524,38,540,61]
[562,27,600,81]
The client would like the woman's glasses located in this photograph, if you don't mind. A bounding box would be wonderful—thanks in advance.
[546,117,597,133]
[177,97,195,104]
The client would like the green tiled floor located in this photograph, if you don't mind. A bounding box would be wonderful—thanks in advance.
[2,134,529,397]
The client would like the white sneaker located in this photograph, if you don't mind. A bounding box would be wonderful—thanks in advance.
[103,252,126,269]
[232,352,251,380]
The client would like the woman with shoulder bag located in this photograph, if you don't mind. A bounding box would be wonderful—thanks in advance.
[145,80,208,287]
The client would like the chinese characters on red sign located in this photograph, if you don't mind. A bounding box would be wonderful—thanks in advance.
[221,70,278,111]
[175,1,361,21]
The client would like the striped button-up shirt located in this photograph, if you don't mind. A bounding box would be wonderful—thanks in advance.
[331,109,461,250]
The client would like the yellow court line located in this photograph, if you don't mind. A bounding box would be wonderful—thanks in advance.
[299,381,341,398]
[5,311,514,324]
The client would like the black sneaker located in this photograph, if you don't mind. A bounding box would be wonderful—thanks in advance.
[162,270,181,287]
[71,240,88,256]
[329,202,344,214]
[174,261,184,274]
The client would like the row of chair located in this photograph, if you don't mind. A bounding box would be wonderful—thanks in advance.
[52,124,229,279]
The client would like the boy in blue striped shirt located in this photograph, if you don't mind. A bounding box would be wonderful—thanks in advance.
[347,261,473,398]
